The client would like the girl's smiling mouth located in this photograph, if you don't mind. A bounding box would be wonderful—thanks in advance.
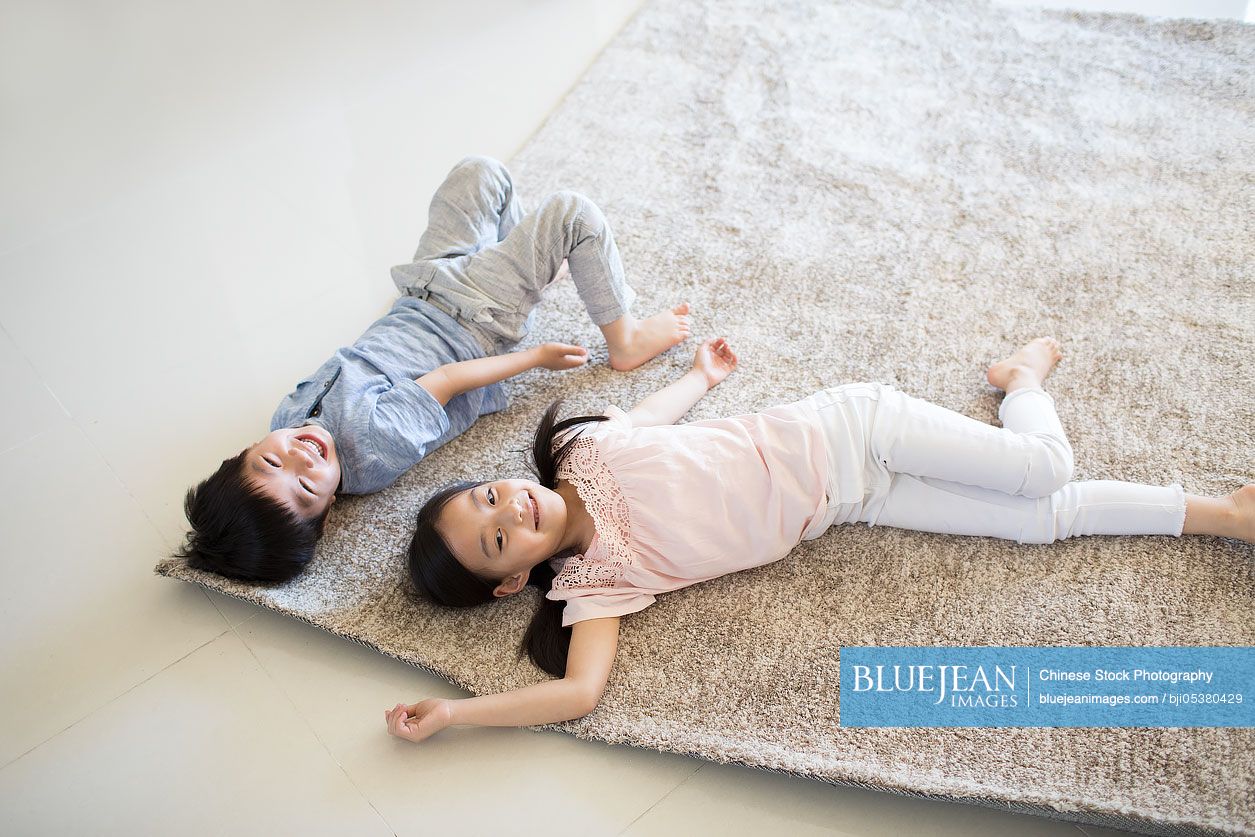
[528,492,539,529]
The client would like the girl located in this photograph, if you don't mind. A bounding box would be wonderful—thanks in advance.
[387,336,1253,742]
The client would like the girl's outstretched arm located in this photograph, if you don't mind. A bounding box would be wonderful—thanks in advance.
[384,615,621,744]
[627,337,738,428]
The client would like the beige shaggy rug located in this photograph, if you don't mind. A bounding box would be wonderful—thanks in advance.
[156,0,1255,833]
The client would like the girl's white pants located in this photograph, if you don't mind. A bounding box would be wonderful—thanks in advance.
[801,382,1187,545]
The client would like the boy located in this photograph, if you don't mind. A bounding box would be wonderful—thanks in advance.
[175,155,691,583]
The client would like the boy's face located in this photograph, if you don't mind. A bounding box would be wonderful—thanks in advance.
[244,424,341,520]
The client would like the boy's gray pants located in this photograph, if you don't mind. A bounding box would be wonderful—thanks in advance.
[389,155,637,356]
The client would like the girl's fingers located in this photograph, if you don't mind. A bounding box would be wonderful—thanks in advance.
[385,703,412,728]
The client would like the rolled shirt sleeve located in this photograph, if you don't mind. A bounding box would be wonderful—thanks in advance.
[352,377,450,494]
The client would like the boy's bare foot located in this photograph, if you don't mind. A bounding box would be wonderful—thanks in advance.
[1228,484,1255,543]
[987,336,1063,391]
[603,303,692,371]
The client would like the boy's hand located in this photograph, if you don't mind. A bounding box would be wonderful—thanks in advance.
[385,698,453,744]
[693,337,738,388]
[533,342,589,370]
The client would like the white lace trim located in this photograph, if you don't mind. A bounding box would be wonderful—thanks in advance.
[552,434,634,590]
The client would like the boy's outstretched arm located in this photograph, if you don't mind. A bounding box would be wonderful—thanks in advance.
[416,342,588,406]
[626,336,738,428]
[385,616,621,744]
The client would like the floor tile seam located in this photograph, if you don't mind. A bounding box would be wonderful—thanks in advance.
[0,426,57,458]
[0,318,74,448]
[614,761,704,836]
[2,239,223,561]
[0,626,232,774]
[230,620,398,836]
[63,408,177,554]
[201,588,234,627]
[201,591,263,631]
[0,410,174,564]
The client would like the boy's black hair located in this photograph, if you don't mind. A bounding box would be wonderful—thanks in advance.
[407,400,606,678]
[174,449,333,584]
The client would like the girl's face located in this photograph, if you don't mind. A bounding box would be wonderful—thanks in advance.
[437,478,568,591]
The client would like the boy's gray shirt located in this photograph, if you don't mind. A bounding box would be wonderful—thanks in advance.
[270,296,508,495]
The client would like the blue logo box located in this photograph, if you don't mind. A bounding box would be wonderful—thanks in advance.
[839,646,1253,727]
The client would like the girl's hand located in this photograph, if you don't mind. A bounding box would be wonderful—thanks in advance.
[692,337,738,388]
[533,342,589,370]
[384,698,453,744]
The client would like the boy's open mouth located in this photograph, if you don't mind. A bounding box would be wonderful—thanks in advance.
[295,434,326,460]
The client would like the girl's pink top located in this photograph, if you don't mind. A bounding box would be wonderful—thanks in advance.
[545,403,829,627]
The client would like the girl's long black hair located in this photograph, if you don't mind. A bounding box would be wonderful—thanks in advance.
[407,400,607,678]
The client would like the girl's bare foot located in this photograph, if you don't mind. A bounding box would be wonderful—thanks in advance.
[602,303,692,371]
[987,336,1063,392]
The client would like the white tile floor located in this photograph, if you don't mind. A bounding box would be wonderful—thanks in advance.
[0,1,1246,834]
